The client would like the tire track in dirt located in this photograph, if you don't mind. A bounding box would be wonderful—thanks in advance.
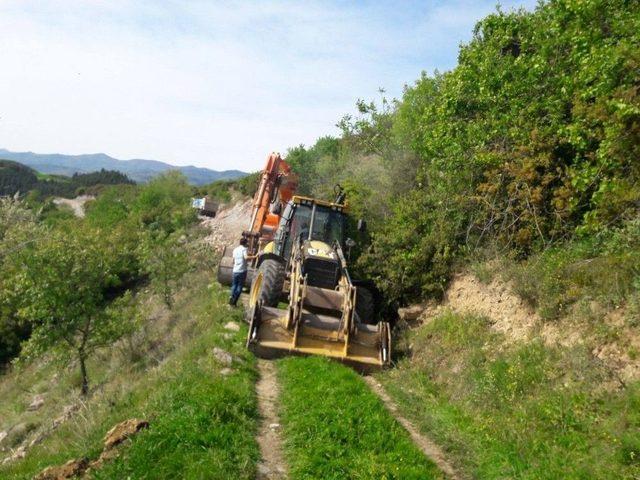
[255,360,288,480]
[364,376,460,480]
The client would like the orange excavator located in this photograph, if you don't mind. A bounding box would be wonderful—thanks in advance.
[217,152,298,287]
[217,152,390,370]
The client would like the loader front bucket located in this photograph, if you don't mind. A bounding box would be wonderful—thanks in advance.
[246,270,391,371]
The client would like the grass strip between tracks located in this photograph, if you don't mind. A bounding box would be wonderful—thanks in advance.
[277,356,444,480]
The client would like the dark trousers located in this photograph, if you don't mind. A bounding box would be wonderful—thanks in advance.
[230,271,247,305]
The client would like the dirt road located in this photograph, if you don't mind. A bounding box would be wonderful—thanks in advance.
[255,360,288,480]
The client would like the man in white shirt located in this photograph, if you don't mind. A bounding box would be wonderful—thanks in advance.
[229,237,254,306]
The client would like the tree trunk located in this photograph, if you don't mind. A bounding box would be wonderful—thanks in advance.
[79,352,89,396]
[164,277,173,309]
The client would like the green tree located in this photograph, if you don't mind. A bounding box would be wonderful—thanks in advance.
[138,231,190,309]
[133,171,195,234]
[14,225,133,395]
[0,197,40,366]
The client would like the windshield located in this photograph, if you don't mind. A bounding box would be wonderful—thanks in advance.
[310,206,345,244]
[282,204,345,259]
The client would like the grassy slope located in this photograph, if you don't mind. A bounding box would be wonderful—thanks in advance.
[0,272,259,480]
[277,356,444,480]
[378,311,640,479]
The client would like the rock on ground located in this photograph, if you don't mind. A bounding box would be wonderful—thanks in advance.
[224,321,240,332]
[213,347,234,366]
[32,418,150,478]
[33,458,88,480]
[103,418,149,450]
[28,394,45,411]
[1,446,26,465]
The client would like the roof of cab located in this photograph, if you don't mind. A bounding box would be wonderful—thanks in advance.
[291,195,348,211]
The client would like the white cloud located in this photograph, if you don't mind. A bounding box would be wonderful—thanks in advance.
[0,0,537,171]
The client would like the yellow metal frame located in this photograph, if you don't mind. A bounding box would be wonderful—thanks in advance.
[246,242,391,371]
[291,195,349,212]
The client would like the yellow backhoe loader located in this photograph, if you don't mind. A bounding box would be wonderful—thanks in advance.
[245,193,391,371]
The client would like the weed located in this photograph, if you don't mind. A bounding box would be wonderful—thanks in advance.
[504,220,640,321]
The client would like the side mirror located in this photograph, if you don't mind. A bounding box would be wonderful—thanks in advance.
[357,219,367,233]
[345,237,356,261]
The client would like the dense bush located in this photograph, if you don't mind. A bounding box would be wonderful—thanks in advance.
[505,218,640,320]
[195,171,260,202]
[291,0,640,305]
[0,198,40,366]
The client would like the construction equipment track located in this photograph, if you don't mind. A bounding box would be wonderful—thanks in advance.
[364,376,460,479]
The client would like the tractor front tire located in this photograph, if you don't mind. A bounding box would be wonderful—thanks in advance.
[255,259,285,307]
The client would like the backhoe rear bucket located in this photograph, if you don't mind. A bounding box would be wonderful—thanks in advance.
[246,266,391,371]
[217,245,254,287]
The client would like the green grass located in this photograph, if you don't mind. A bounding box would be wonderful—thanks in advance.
[503,220,640,321]
[277,356,444,480]
[0,274,260,480]
[379,311,640,479]
[94,327,258,478]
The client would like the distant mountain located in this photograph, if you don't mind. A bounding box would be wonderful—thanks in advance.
[0,149,246,185]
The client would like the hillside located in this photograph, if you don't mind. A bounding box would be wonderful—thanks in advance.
[0,0,639,479]
[0,161,38,196]
[0,159,135,199]
[0,149,246,185]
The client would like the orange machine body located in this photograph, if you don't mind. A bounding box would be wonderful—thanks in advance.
[246,152,298,248]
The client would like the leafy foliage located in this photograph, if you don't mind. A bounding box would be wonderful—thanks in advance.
[138,232,190,309]
[195,171,261,202]
[291,0,640,305]
[133,171,195,234]
[0,198,40,366]
[13,225,136,394]
[0,171,197,386]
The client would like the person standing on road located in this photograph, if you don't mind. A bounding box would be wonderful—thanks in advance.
[229,237,254,306]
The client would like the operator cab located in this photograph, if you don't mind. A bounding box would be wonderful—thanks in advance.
[273,196,347,289]
[274,196,347,261]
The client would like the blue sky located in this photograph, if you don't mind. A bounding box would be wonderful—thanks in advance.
[0,0,537,171]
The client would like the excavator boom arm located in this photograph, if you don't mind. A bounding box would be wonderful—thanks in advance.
[247,153,298,243]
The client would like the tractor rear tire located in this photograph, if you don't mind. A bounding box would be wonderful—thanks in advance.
[355,287,376,325]
[256,259,285,307]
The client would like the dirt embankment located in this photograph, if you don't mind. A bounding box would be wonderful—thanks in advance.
[402,273,640,385]
[200,199,252,252]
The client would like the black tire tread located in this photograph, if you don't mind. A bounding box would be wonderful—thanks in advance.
[355,287,376,325]
[257,259,285,307]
